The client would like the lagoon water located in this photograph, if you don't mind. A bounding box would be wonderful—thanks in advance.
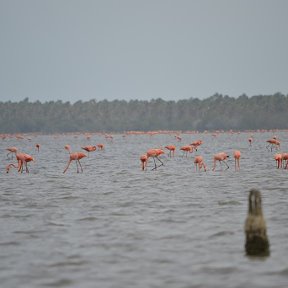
[1,131,288,288]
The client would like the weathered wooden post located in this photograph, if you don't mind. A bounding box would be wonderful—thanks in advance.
[244,189,270,256]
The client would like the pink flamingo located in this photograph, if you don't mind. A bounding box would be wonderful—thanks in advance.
[180,145,194,157]
[234,150,241,171]
[81,145,96,157]
[212,152,229,171]
[140,154,148,171]
[6,147,18,159]
[282,153,288,169]
[146,148,165,170]
[266,139,280,152]
[35,144,40,152]
[63,145,87,173]
[17,153,34,173]
[274,153,282,169]
[194,155,207,172]
[175,135,182,142]
[97,144,104,150]
[165,145,176,157]
[6,152,34,173]
[190,140,203,151]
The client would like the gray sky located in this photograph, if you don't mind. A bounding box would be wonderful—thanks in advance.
[1,0,288,103]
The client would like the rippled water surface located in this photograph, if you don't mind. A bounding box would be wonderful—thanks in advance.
[1,131,288,288]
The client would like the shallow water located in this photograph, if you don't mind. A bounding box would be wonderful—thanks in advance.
[1,131,288,288]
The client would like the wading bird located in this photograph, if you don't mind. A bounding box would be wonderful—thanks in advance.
[180,145,194,157]
[194,155,207,172]
[282,153,288,169]
[81,145,96,157]
[140,154,148,171]
[97,144,104,150]
[165,145,176,157]
[266,138,280,152]
[175,135,182,142]
[63,145,87,173]
[6,152,34,173]
[35,144,40,152]
[234,150,241,171]
[146,148,164,170]
[274,153,282,169]
[190,140,203,151]
[17,153,34,173]
[6,147,18,159]
[212,152,229,171]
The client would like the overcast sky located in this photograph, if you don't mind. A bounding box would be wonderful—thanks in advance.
[0,0,287,103]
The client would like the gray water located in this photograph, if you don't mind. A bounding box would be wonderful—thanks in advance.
[1,131,288,288]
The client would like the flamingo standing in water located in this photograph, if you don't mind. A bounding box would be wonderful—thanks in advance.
[35,144,40,152]
[282,153,288,169]
[274,153,282,169]
[146,148,165,170]
[194,155,207,172]
[180,145,194,157]
[17,153,34,173]
[175,135,182,142]
[6,152,34,173]
[190,140,203,151]
[6,147,18,159]
[266,138,280,152]
[97,144,104,150]
[234,150,241,171]
[81,145,96,157]
[165,145,176,157]
[140,154,148,171]
[63,145,87,173]
[212,152,229,171]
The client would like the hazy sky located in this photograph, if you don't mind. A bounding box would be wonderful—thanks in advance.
[1,0,288,103]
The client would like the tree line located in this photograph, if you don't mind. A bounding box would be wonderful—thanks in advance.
[0,93,287,133]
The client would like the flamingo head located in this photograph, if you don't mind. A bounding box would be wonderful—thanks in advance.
[64,145,71,153]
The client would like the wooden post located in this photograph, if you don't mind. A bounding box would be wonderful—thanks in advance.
[244,189,270,256]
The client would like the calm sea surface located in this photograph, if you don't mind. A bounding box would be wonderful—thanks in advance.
[1,131,288,288]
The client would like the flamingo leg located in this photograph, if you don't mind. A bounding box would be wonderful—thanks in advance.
[18,160,23,173]
[63,160,72,173]
[212,160,216,171]
[25,161,29,173]
[77,160,83,173]
[156,156,164,167]
[234,159,240,171]
[223,160,229,170]
[75,160,79,173]
[152,157,157,170]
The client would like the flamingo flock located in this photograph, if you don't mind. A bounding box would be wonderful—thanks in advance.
[139,133,287,172]
[3,130,288,174]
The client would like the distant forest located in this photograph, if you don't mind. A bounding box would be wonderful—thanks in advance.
[1,93,288,133]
